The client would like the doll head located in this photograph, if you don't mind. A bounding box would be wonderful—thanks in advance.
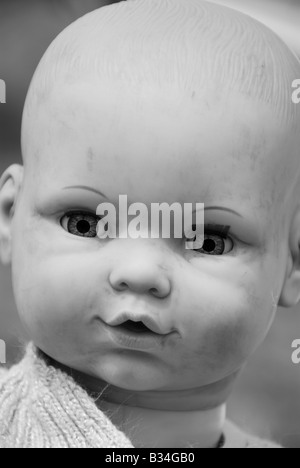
[0,0,300,410]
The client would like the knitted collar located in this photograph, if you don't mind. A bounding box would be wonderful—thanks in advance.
[0,343,134,448]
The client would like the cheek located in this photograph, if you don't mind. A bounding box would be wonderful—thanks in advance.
[16,260,90,341]
[177,275,274,377]
[12,226,110,356]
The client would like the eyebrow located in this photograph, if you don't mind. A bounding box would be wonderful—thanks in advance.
[63,185,107,198]
[202,206,243,218]
[63,186,243,218]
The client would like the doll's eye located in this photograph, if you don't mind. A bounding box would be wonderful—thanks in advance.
[60,211,102,238]
[189,228,234,255]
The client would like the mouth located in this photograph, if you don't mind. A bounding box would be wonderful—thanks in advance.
[106,312,171,335]
[96,314,179,351]
[119,320,156,334]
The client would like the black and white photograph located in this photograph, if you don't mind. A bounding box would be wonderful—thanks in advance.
[0,0,300,450]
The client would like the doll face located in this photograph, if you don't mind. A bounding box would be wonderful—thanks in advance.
[12,80,295,393]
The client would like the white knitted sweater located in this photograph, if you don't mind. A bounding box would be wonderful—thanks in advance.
[0,344,281,448]
[0,344,134,448]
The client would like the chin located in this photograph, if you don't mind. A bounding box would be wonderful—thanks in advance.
[95,352,169,392]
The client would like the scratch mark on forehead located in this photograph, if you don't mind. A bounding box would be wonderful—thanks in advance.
[87,147,95,172]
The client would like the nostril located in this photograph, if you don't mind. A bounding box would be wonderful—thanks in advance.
[119,282,128,290]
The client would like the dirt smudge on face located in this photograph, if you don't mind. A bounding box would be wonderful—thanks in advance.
[87,148,95,173]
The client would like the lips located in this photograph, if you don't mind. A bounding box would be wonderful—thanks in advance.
[106,312,170,335]
[95,312,180,351]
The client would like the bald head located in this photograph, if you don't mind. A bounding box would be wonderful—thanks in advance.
[22,0,300,132]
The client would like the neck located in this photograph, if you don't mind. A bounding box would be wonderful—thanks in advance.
[98,399,226,448]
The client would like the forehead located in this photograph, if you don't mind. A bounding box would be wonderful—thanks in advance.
[28,81,290,217]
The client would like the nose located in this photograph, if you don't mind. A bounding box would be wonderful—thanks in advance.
[109,255,172,299]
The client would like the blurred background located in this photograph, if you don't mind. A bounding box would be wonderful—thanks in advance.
[0,0,299,448]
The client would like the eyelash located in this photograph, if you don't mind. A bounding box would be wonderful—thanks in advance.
[60,211,234,255]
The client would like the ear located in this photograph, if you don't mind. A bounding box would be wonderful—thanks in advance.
[0,164,24,265]
[279,206,300,308]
